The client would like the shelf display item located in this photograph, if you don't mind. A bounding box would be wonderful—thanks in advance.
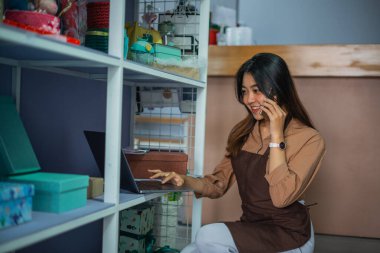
[4,10,60,34]
[119,204,155,253]
[34,0,58,15]
[125,151,188,179]
[85,1,114,53]
[153,194,183,249]
[0,96,89,213]
[85,29,108,53]
[119,232,155,253]
[86,1,109,29]
[9,172,89,213]
[0,182,34,229]
[130,38,155,65]
[0,96,41,176]
[87,177,104,199]
[126,21,162,49]
[152,43,181,62]
[60,0,87,44]
[120,203,155,235]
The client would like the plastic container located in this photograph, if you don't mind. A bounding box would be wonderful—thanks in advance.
[130,51,154,65]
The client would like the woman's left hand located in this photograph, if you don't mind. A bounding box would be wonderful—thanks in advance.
[261,98,287,140]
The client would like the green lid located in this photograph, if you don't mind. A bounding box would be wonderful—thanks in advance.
[0,96,40,177]
[9,172,89,193]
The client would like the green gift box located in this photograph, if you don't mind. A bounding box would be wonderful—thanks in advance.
[0,96,89,213]
[152,43,181,62]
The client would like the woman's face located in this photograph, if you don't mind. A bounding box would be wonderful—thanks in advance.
[242,73,267,121]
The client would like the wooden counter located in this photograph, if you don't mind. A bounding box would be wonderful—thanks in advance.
[208,45,380,77]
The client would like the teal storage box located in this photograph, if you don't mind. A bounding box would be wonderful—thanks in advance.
[0,182,34,229]
[153,44,181,62]
[0,96,40,177]
[9,172,89,213]
[0,96,89,213]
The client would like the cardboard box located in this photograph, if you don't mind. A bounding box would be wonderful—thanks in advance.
[125,151,187,179]
[9,172,88,213]
[120,203,155,235]
[0,182,34,229]
[87,177,104,199]
[119,235,146,253]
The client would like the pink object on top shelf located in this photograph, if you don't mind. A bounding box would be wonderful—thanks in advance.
[5,10,60,35]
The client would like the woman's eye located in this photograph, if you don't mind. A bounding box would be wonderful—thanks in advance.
[242,89,247,95]
[252,89,259,94]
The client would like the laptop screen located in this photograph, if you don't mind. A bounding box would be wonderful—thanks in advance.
[83,130,138,192]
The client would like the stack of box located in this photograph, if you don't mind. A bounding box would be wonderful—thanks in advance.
[85,2,109,53]
[0,96,89,215]
[119,203,155,253]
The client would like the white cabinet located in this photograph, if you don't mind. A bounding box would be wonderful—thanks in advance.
[0,0,209,252]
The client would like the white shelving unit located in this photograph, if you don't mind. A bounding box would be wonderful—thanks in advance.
[0,0,209,252]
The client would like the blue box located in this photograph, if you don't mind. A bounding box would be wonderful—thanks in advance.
[9,172,88,213]
[0,182,34,229]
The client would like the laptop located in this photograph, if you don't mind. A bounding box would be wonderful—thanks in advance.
[84,130,193,194]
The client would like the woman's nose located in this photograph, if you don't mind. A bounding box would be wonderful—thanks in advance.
[247,91,256,103]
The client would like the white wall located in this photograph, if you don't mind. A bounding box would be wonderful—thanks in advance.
[238,0,380,45]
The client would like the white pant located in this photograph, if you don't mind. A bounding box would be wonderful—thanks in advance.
[181,222,314,253]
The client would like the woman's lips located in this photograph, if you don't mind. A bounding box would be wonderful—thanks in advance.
[251,106,261,114]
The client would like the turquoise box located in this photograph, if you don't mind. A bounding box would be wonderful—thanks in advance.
[0,96,40,177]
[153,44,181,62]
[0,182,34,229]
[9,172,89,214]
[0,96,89,214]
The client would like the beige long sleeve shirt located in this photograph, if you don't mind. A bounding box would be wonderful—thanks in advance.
[196,119,326,208]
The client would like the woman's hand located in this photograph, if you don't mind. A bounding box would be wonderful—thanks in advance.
[261,98,287,140]
[148,169,185,186]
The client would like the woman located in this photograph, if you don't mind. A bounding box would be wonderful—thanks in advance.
[149,53,325,253]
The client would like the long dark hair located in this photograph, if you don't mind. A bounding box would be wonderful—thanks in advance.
[226,53,314,157]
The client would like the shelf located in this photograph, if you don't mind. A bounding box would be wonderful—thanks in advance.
[123,61,205,88]
[0,25,206,88]
[0,200,115,253]
[0,24,120,67]
[118,191,165,211]
[0,192,165,253]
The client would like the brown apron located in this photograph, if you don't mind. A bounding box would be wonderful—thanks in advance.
[225,149,311,253]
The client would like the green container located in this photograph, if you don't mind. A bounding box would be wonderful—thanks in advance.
[0,96,40,177]
[9,172,89,213]
[152,43,181,62]
[0,96,89,213]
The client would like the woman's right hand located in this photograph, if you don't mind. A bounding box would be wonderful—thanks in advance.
[148,169,185,186]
